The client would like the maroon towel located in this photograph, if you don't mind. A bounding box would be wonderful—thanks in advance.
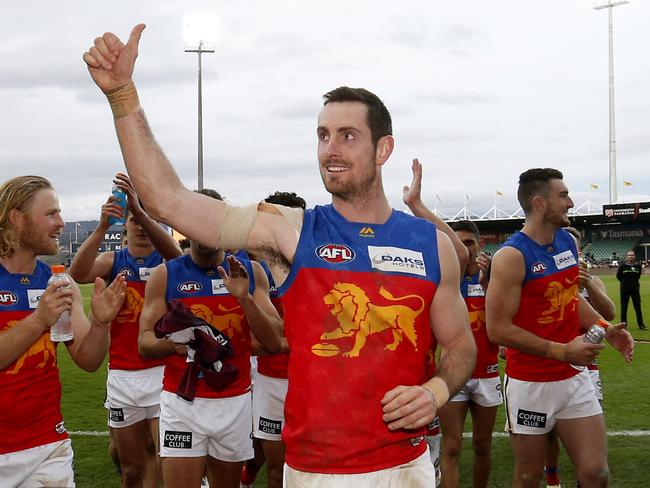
[154,299,238,401]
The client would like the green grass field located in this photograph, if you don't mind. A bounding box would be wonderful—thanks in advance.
[59,276,650,487]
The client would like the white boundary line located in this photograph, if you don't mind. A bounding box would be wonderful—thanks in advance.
[69,430,650,438]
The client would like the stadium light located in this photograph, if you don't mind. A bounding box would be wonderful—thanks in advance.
[183,13,221,191]
[593,0,629,204]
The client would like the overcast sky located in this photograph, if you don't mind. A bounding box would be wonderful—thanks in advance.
[1,0,648,221]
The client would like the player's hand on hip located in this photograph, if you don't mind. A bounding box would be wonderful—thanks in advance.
[83,24,146,92]
[564,335,605,366]
[381,385,435,431]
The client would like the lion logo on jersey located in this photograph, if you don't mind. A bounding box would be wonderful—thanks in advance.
[468,303,486,332]
[539,278,578,324]
[114,287,144,323]
[318,283,425,358]
[190,303,245,338]
[3,320,56,375]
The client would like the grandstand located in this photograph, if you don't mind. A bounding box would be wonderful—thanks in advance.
[443,200,650,265]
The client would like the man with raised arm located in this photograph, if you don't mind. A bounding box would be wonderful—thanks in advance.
[486,168,633,488]
[0,175,126,487]
[69,172,181,487]
[84,25,475,486]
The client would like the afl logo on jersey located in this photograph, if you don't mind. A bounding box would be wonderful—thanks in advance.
[178,281,203,294]
[316,244,355,264]
[531,262,547,274]
[0,291,18,306]
[118,268,134,277]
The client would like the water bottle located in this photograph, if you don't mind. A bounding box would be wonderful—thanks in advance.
[584,324,607,344]
[49,265,74,342]
[108,185,127,226]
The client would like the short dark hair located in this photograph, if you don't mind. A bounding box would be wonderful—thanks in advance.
[517,168,564,215]
[264,191,306,210]
[178,238,191,250]
[196,188,223,201]
[323,86,392,145]
[452,220,480,241]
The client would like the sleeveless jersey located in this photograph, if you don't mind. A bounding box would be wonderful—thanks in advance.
[279,205,441,474]
[163,253,254,398]
[0,261,68,454]
[461,273,499,379]
[108,248,165,370]
[256,261,289,379]
[502,229,581,382]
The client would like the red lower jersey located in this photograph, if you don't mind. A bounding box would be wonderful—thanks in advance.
[279,205,441,474]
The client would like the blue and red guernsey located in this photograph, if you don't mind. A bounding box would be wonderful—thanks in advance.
[279,205,441,474]
[0,261,67,454]
[502,229,580,382]
[461,273,499,379]
[164,253,254,398]
[109,249,165,370]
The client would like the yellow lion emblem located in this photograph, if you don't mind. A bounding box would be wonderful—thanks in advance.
[3,320,56,375]
[319,283,425,358]
[190,303,245,338]
[539,278,578,324]
[115,287,144,323]
[468,303,486,332]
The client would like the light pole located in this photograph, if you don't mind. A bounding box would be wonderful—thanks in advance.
[183,14,219,191]
[594,0,629,204]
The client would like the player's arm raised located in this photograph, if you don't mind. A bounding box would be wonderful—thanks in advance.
[403,159,469,273]
[113,172,181,260]
[381,231,476,431]
[486,247,603,366]
[84,25,300,265]
[68,198,119,283]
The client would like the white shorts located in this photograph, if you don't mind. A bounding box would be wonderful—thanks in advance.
[252,371,288,442]
[159,390,254,461]
[283,448,436,488]
[0,439,74,487]
[425,434,442,487]
[105,366,164,428]
[589,369,603,401]
[504,370,602,435]
[449,376,503,407]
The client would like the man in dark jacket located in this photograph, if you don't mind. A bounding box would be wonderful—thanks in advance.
[617,251,646,330]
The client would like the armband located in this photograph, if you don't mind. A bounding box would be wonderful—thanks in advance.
[422,377,450,410]
[597,318,611,330]
[217,203,258,250]
[105,82,140,119]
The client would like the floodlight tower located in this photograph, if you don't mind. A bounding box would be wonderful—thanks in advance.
[594,0,629,204]
[184,14,220,191]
